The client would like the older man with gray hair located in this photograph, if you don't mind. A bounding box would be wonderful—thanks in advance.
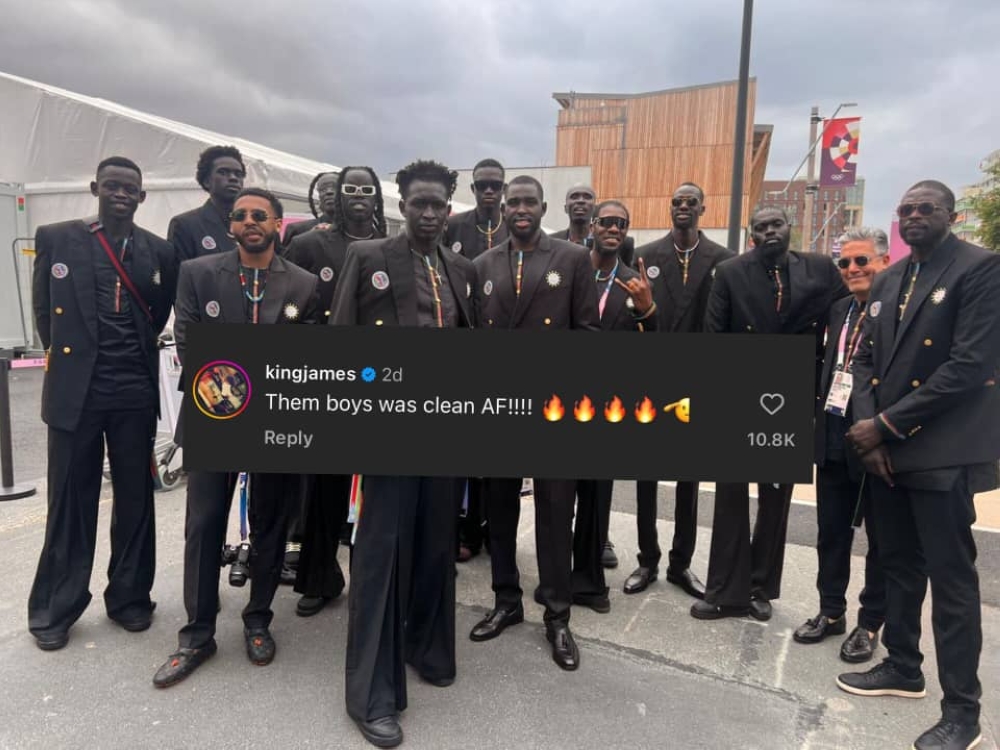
[793,226,890,663]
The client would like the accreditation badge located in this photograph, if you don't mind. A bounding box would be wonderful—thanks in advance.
[823,370,854,416]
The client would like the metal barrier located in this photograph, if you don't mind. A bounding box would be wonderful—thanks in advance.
[0,356,36,501]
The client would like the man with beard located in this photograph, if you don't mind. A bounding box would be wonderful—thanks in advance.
[167,146,245,262]
[794,227,890,663]
[444,158,507,563]
[282,171,339,247]
[29,156,177,651]
[283,166,388,616]
[445,158,508,260]
[331,160,475,749]
[153,188,320,687]
[837,181,1000,750]
[693,207,847,622]
[470,176,600,671]
[571,200,656,613]
[551,184,596,246]
[624,183,734,599]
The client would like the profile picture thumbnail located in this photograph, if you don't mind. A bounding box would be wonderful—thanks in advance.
[192,361,251,420]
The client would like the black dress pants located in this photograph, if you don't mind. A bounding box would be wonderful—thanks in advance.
[571,479,610,602]
[634,480,699,572]
[815,462,885,631]
[458,477,486,553]
[178,471,295,649]
[294,473,350,599]
[871,471,982,723]
[485,477,576,625]
[345,476,460,722]
[704,482,793,607]
[29,408,157,638]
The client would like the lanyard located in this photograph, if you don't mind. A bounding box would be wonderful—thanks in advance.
[835,299,867,371]
[596,260,619,319]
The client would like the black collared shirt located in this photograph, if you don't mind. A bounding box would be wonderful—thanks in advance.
[89,233,155,410]
[412,250,458,328]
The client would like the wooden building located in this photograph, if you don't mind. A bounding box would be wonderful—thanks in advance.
[553,80,772,238]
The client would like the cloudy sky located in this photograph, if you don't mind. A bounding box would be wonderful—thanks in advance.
[2,0,998,231]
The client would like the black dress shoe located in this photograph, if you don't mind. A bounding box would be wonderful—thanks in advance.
[840,625,879,663]
[110,601,157,633]
[601,541,619,569]
[666,568,706,599]
[354,715,403,748]
[546,624,580,671]
[623,566,658,595]
[793,613,847,644]
[572,593,611,614]
[419,672,455,687]
[34,631,69,651]
[152,641,218,688]
[912,718,982,750]
[279,564,297,586]
[296,595,332,617]
[244,627,276,666]
[748,596,772,621]
[470,604,524,642]
[690,600,749,620]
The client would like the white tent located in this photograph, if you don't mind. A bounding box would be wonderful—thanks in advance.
[0,71,473,350]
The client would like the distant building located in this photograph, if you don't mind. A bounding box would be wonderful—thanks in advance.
[955,149,999,244]
[550,80,773,247]
[757,178,865,255]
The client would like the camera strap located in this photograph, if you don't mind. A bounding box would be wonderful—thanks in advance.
[237,472,250,541]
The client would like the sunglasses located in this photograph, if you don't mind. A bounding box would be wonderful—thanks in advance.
[594,216,628,231]
[896,202,945,218]
[671,196,700,208]
[341,184,377,196]
[473,179,504,193]
[230,208,273,223]
[836,255,877,269]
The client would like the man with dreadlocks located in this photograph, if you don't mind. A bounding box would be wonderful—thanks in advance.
[330,160,475,749]
[282,167,387,618]
[167,145,246,262]
[283,171,339,247]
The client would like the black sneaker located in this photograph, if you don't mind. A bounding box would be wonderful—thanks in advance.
[912,719,982,750]
[836,660,926,698]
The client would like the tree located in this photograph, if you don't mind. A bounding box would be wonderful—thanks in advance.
[970,159,1000,252]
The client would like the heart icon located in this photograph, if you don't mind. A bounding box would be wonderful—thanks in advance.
[760,393,785,416]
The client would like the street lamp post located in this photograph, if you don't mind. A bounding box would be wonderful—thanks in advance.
[727,0,754,254]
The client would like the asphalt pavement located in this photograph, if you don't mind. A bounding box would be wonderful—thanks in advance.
[0,367,997,749]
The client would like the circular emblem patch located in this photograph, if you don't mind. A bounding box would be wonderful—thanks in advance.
[546,271,562,288]
[646,265,661,279]
[201,236,217,251]
[319,266,334,283]
[205,300,221,318]
[452,241,463,254]
[371,271,390,290]
[483,280,494,296]
[931,287,947,305]
[869,301,882,318]
[51,263,69,279]
[152,269,161,286]
[284,303,300,320]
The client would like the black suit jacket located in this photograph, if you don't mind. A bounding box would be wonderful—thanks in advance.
[167,200,236,263]
[636,231,735,333]
[444,209,508,261]
[284,228,362,320]
[32,219,178,431]
[474,234,600,331]
[814,295,865,473]
[329,233,476,327]
[599,264,658,332]
[851,234,1000,474]
[282,215,331,248]
[706,249,849,395]
[172,250,320,443]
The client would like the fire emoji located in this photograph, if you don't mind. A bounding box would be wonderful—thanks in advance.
[574,395,596,422]
[634,397,657,424]
[663,397,692,423]
[543,394,565,422]
[604,396,626,423]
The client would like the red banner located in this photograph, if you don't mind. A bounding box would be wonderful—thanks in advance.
[819,117,861,187]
